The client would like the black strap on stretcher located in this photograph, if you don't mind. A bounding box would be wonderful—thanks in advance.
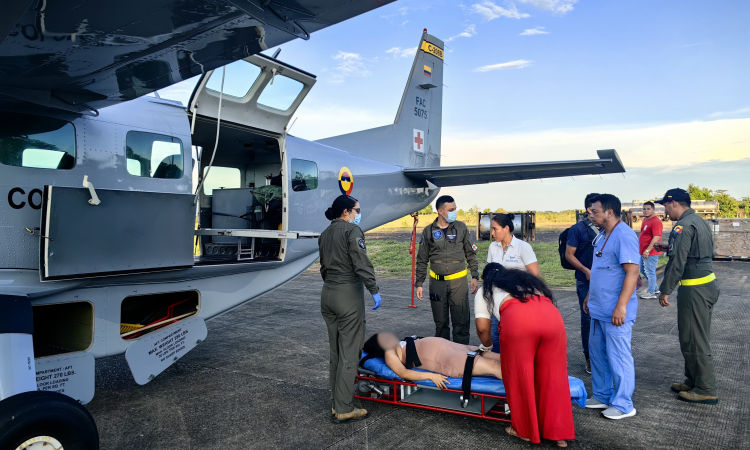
[403,336,422,369]
[460,351,479,408]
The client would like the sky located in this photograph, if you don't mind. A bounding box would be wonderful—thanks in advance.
[159,0,750,211]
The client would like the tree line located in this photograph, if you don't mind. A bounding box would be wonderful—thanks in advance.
[688,184,749,218]
[416,185,749,222]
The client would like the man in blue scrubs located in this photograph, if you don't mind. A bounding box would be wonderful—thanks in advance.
[583,194,641,420]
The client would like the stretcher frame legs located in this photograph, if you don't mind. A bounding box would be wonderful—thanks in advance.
[354,372,511,423]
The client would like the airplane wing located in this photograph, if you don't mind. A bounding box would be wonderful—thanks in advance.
[403,149,625,187]
[0,0,395,114]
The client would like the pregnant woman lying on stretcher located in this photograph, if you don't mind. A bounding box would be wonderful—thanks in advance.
[360,332,503,390]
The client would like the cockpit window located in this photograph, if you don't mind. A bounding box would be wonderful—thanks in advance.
[206,60,262,98]
[126,131,183,179]
[257,74,305,111]
[0,112,76,170]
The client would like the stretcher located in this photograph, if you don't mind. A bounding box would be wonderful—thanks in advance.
[355,352,587,423]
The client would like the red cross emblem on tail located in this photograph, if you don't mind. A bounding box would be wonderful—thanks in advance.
[413,129,424,153]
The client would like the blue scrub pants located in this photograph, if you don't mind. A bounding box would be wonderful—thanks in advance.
[490,315,500,353]
[589,318,636,414]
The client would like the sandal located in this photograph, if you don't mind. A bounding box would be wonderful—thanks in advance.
[556,441,568,448]
[505,427,530,442]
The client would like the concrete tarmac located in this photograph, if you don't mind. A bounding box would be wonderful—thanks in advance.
[87,262,750,449]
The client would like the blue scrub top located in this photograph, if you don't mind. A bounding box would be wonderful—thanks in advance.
[588,222,640,322]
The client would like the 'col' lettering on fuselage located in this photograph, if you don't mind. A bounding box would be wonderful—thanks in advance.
[7,187,43,210]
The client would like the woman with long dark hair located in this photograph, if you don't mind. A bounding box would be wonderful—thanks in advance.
[319,194,382,423]
[478,263,574,447]
[480,213,540,354]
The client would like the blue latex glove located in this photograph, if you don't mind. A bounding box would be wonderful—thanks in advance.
[372,292,382,310]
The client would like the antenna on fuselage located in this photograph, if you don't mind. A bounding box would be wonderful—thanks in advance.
[272,48,281,59]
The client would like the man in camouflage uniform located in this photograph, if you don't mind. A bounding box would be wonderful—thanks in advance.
[655,188,719,405]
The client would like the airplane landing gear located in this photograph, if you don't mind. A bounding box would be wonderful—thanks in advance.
[0,391,99,450]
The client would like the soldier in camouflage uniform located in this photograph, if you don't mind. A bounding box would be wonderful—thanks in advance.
[655,188,719,405]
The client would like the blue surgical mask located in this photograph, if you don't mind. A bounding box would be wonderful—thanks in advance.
[446,211,457,223]
[349,214,362,226]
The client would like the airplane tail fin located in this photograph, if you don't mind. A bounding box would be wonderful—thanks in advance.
[315,30,444,168]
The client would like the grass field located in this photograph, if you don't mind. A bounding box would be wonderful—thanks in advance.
[366,240,575,286]
[360,240,668,288]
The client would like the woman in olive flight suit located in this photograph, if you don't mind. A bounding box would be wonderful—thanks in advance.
[319,194,382,424]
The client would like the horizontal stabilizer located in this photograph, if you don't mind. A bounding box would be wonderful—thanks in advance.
[403,150,625,187]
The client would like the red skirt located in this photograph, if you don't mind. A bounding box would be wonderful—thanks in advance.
[499,296,575,443]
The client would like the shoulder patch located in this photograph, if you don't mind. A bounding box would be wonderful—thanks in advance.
[433,230,443,240]
[472,244,477,251]
[673,225,683,234]
[358,238,366,249]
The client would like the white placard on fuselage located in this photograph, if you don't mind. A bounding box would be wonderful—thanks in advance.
[35,352,95,404]
[125,316,207,385]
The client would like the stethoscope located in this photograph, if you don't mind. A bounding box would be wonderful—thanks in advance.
[592,220,621,257]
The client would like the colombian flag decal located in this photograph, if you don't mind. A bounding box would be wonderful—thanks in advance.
[674,225,683,234]
[424,65,432,77]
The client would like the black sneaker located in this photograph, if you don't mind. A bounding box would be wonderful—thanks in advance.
[585,356,591,374]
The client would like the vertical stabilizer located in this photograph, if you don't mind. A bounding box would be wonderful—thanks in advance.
[315,31,444,168]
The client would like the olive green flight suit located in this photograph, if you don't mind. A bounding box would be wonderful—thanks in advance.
[318,219,379,414]
[660,208,719,396]
[415,219,479,344]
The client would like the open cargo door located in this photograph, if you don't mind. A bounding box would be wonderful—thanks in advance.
[189,54,316,134]
[39,186,195,281]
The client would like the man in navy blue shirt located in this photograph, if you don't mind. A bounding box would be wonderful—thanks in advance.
[565,193,600,374]
[583,194,641,421]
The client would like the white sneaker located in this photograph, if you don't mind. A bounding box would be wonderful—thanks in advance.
[586,398,608,409]
[654,289,661,295]
[640,293,658,299]
[602,407,636,419]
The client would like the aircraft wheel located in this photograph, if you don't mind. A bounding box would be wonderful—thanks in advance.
[0,391,99,450]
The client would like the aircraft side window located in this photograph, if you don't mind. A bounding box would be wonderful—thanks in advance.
[257,75,304,111]
[0,112,76,170]
[291,159,318,192]
[126,131,183,179]
[202,166,241,195]
[206,60,262,98]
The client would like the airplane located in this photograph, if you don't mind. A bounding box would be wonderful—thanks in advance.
[0,0,626,447]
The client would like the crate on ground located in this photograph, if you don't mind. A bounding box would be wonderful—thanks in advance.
[707,218,750,260]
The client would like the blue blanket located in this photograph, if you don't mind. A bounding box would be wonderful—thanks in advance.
[361,352,587,409]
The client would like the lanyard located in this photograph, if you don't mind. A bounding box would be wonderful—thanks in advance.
[595,220,621,257]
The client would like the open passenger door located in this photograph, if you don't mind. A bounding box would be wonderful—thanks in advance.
[39,185,195,281]
[189,54,317,134]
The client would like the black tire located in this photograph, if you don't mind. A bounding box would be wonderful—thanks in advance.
[0,391,98,450]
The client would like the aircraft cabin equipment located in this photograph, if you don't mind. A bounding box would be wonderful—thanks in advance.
[476,212,536,242]
[195,229,320,262]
